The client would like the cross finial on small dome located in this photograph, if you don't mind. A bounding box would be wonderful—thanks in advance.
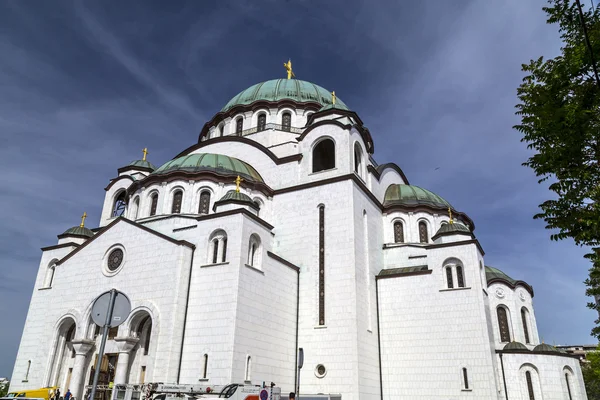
[284,59,295,80]
[80,212,87,228]
[331,91,336,105]
[234,175,244,193]
[448,207,454,224]
[142,147,148,161]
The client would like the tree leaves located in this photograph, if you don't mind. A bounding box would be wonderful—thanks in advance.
[515,0,600,337]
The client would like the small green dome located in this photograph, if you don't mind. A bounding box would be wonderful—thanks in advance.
[436,222,470,235]
[221,79,348,112]
[62,226,94,238]
[503,341,530,351]
[485,266,518,286]
[219,190,254,203]
[128,159,156,170]
[153,153,263,183]
[318,103,348,112]
[383,185,452,209]
[533,343,559,353]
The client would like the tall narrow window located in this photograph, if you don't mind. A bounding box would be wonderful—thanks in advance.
[171,190,183,214]
[143,318,152,356]
[44,263,56,288]
[202,354,208,379]
[249,244,257,266]
[354,144,362,174]
[313,139,335,172]
[462,368,469,390]
[521,307,531,344]
[208,230,227,264]
[456,265,465,288]
[497,307,511,342]
[565,373,573,400]
[150,193,158,216]
[212,239,219,264]
[222,237,227,262]
[526,371,535,400]
[282,112,291,132]
[112,191,127,217]
[245,356,252,382]
[236,118,243,135]
[419,221,428,243]
[140,366,146,384]
[393,221,404,243]
[257,114,266,132]
[446,266,454,289]
[25,360,31,381]
[132,197,140,220]
[219,124,224,137]
[199,191,211,214]
[319,205,325,325]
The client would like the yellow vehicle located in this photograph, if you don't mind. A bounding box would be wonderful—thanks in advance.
[6,387,59,400]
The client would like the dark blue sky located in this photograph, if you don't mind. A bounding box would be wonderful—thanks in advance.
[0,0,595,378]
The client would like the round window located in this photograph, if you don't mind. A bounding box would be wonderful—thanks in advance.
[315,364,327,378]
[107,249,124,271]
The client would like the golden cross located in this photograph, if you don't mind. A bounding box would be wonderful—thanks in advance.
[283,59,295,80]
[448,207,454,224]
[234,175,244,193]
[142,147,148,161]
[80,212,87,228]
[331,91,336,105]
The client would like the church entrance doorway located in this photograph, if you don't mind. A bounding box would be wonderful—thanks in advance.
[88,353,118,400]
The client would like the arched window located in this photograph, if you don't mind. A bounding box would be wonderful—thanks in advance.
[312,139,335,172]
[44,260,57,288]
[521,307,531,344]
[253,198,263,217]
[419,221,428,243]
[247,234,261,268]
[282,112,291,132]
[497,306,511,342]
[456,265,465,288]
[202,354,208,379]
[219,124,224,137]
[245,356,252,382]
[526,371,535,400]
[112,191,127,217]
[171,190,183,214]
[199,191,211,214]
[209,230,228,264]
[480,261,486,289]
[236,118,243,135]
[150,193,158,216]
[354,143,364,178]
[565,372,573,400]
[446,266,454,289]
[132,197,140,220]
[393,221,404,243]
[142,317,152,355]
[462,368,469,390]
[257,114,266,132]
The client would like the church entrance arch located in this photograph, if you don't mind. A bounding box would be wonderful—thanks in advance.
[47,317,77,388]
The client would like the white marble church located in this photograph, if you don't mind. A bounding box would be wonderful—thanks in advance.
[11,64,588,400]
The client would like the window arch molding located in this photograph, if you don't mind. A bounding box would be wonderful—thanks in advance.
[167,185,185,214]
[253,109,270,126]
[417,218,430,244]
[496,305,513,343]
[247,234,262,269]
[235,116,244,135]
[442,257,465,289]
[311,136,337,173]
[130,196,141,220]
[43,258,59,288]
[391,217,406,243]
[112,190,127,218]
[519,363,541,400]
[196,186,214,215]
[252,197,264,217]
[276,106,298,118]
[147,189,160,217]
[353,141,365,179]
[208,229,228,264]
[562,366,576,400]
[521,306,532,344]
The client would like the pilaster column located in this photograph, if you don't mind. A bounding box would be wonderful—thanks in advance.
[113,337,139,385]
[69,340,95,400]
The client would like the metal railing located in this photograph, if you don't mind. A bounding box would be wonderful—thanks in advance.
[237,123,304,136]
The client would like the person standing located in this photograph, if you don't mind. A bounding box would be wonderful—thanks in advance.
[55,388,61,400]
[64,389,72,400]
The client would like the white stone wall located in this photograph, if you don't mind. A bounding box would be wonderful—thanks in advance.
[378,242,500,400]
[500,352,587,400]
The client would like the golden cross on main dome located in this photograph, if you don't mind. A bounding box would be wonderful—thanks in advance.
[448,207,454,224]
[142,147,148,161]
[80,212,87,228]
[331,91,336,105]
[284,59,295,80]
[234,175,244,193]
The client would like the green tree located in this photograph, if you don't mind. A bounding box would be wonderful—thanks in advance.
[0,383,8,398]
[584,349,600,399]
[514,0,600,337]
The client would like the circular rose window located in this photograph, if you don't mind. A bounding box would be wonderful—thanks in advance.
[107,249,124,271]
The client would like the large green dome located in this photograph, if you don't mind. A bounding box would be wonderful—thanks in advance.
[383,185,452,209]
[154,153,263,183]
[221,79,349,112]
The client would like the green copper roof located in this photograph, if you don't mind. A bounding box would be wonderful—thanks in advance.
[219,190,254,203]
[383,185,452,209]
[318,103,348,112]
[433,222,471,237]
[503,341,530,351]
[221,79,348,112]
[533,343,560,353]
[128,159,156,170]
[62,226,94,238]
[154,153,263,183]
[485,266,518,286]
